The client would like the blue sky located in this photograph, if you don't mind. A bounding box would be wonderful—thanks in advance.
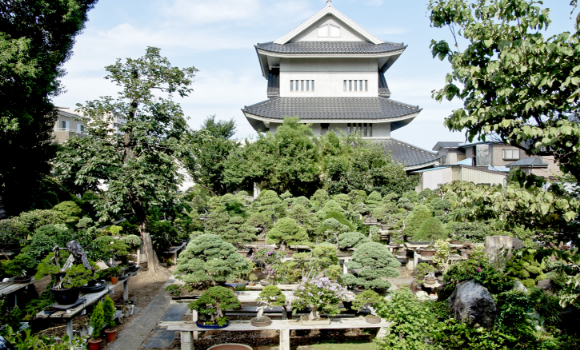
[53,0,579,150]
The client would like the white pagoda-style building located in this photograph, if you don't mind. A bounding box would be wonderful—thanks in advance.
[242,1,440,170]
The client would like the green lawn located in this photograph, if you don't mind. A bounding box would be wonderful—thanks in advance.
[308,340,377,350]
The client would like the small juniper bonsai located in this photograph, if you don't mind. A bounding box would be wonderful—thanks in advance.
[256,285,286,319]
[60,265,92,289]
[189,286,241,326]
[353,290,384,316]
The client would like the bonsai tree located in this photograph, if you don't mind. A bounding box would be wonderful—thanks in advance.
[341,242,400,290]
[90,301,105,340]
[415,263,435,284]
[293,243,339,281]
[91,236,130,267]
[319,218,350,246]
[256,285,286,319]
[221,216,258,249]
[404,205,432,239]
[353,290,383,316]
[175,234,249,287]
[59,265,92,289]
[266,217,308,250]
[432,239,452,272]
[189,286,241,326]
[120,235,142,252]
[324,265,343,280]
[413,217,448,243]
[5,254,36,277]
[291,277,348,320]
[103,295,116,328]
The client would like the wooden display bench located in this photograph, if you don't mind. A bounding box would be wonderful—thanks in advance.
[162,241,188,263]
[0,277,36,308]
[160,318,392,350]
[35,268,140,339]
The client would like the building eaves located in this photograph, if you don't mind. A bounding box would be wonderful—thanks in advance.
[256,41,405,55]
[243,97,421,121]
[376,137,442,168]
[432,141,463,151]
[506,157,548,167]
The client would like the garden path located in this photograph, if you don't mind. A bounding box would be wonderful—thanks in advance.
[106,276,177,350]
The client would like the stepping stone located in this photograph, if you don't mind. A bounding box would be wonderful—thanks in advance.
[143,304,188,348]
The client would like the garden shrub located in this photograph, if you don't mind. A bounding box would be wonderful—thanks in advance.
[103,295,116,328]
[443,257,514,295]
[15,209,63,231]
[413,217,448,243]
[266,217,308,249]
[365,191,382,209]
[292,196,312,208]
[445,220,491,243]
[0,218,29,247]
[175,234,249,286]
[90,301,105,339]
[375,286,436,350]
[22,233,57,262]
[341,242,400,290]
[337,232,370,249]
[52,201,83,225]
[4,254,36,277]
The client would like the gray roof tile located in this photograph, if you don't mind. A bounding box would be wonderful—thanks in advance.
[376,138,441,167]
[506,158,548,167]
[256,41,405,54]
[243,97,420,121]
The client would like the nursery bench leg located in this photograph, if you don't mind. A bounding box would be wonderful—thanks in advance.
[66,319,73,340]
[192,310,198,340]
[279,329,290,350]
[181,331,194,350]
[413,251,419,273]
[123,279,129,301]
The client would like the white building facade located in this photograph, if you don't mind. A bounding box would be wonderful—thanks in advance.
[242,1,440,170]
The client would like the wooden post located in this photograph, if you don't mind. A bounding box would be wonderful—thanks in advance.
[181,331,194,350]
[279,329,290,350]
[192,310,198,340]
[66,319,74,340]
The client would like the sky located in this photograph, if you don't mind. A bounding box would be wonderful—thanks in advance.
[53,0,579,151]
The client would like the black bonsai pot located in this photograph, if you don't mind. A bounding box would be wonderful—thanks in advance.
[80,280,107,293]
[14,276,33,284]
[51,287,80,305]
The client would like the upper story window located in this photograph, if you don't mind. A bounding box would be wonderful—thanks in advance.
[503,149,520,160]
[317,24,340,38]
[58,120,70,131]
[347,123,372,137]
[290,80,315,92]
[77,124,85,133]
[344,80,368,92]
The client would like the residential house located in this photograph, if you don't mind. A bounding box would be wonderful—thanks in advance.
[53,108,88,144]
[241,1,440,171]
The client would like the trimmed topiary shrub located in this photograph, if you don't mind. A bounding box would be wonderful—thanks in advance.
[337,232,370,250]
[90,301,105,339]
[103,295,116,328]
[341,242,400,290]
[175,234,249,286]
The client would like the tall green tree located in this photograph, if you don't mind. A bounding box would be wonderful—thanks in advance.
[224,117,321,196]
[0,0,98,215]
[55,47,198,274]
[428,0,580,182]
[184,116,239,195]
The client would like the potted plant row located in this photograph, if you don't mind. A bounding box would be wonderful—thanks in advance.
[88,295,118,350]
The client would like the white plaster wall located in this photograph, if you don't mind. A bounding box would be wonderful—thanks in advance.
[422,168,453,190]
[292,15,366,42]
[269,122,281,134]
[372,123,390,137]
[281,58,376,72]
[311,123,321,135]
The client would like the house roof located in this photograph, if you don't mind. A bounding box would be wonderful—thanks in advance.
[256,41,405,55]
[274,2,384,45]
[376,138,441,169]
[432,141,463,151]
[242,97,421,123]
[506,158,548,167]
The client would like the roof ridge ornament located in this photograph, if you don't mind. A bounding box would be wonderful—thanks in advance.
[326,0,332,6]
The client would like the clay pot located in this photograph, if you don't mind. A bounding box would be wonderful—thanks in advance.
[88,338,102,350]
[248,282,255,286]
[424,277,437,285]
[105,328,117,342]
[260,280,270,286]
[365,315,381,324]
[110,276,118,285]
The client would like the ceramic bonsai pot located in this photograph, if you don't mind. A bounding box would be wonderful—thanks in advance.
[196,321,230,329]
[365,315,381,324]
[207,344,252,350]
[105,328,117,342]
[248,282,255,286]
[51,287,80,305]
[14,276,33,284]
[300,318,331,325]
[260,280,270,286]
[251,316,272,327]
[237,250,249,258]
[88,338,102,350]
[424,276,437,285]
[420,249,436,257]
[81,280,107,293]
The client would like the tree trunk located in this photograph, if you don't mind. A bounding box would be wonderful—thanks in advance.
[130,192,161,274]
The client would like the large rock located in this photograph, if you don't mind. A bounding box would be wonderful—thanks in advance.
[448,280,496,329]
[536,279,556,295]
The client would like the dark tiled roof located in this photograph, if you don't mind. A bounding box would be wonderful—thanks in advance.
[376,138,441,168]
[243,97,420,121]
[506,158,548,167]
[256,41,405,54]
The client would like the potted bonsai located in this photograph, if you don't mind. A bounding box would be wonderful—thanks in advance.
[51,264,92,305]
[291,277,348,325]
[248,273,258,286]
[416,263,436,285]
[353,290,384,324]
[107,266,121,285]
[5,254,36,284]
[253,285,286,327]
[103,295,117,342]
[188,286,241,329]
[412,217,448,256]
[88,301,105,350]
